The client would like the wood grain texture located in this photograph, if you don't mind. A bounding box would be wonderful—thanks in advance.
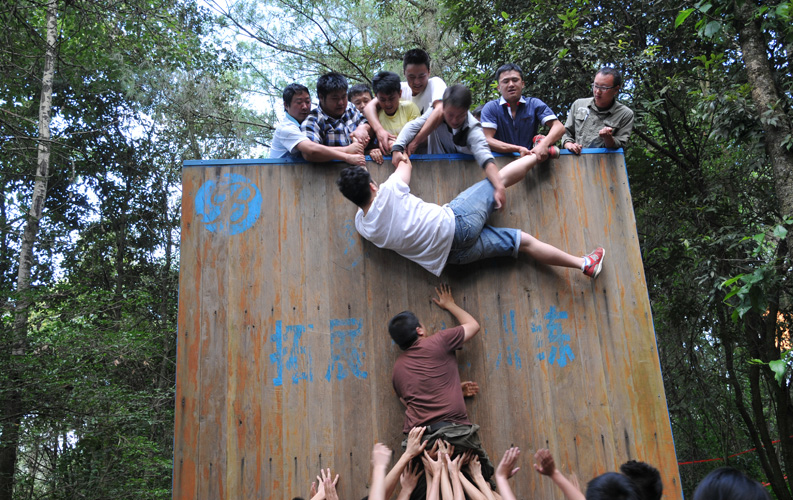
[174,153,682,500]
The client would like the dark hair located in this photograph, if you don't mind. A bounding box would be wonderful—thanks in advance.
[283,83,310,107]
[586,472,640,500]
[620,461,662,500]
[442,85,472,110]
[317,72,348,99]
[472,104,485,120]
[348,83,373,101]
[596,67,623,87]
[372,71,402,96]
[336,166,373,207]
[403,49,431,70]
[388,311,420,350]
[495,63,523,82]
[692,467,770,500]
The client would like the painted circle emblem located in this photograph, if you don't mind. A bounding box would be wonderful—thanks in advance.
[195,173,262,235]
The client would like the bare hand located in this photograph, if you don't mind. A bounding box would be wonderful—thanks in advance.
[445,453,462,475]
[532,448,554,476]
[493,185,506,210]
[461,381,479,397]
[565,142,583,155]
[391,150,405,166]
[530,143,549,162]
[422,449,443,477]
[467,454,483,478]
[496,447,521,479]
[324,473,339,500]
[598,126,613,139]
[316,468,339,498]
[431,284,456,310]
[405,140,419,157]
[369,148,384,165]
[352,124,371,146]
[437,440,455,458]
[376,129,396,154]
[344,136,365,155]
[400,461,421,491]
[372,443,392,468]
[311,481,317,498]
[517,146,531,157]
[345,153,366,166]
[406,426,428,458]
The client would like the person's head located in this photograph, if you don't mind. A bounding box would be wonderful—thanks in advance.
[348,83,373,112]
[403,49,431,96]
[336,166,374,207]
[593,67,622,109]
[283,83,311,122]
[586,472,641,500]
[388,311,422,350]
[692,467,770,500]
[372,71,402,115]
[317,72,349,119]
[495,63,525,104]
[442,85,472,130]
[619,461,662,500]
[472,104,485,121]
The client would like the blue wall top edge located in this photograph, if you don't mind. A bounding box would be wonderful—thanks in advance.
[182,148,624,168]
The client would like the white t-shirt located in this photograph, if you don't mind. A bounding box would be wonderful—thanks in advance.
[355,172,455,276]
[401,77,447,115]
[269,114,308,158]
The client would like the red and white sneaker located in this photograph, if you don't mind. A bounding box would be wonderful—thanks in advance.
[532,134,545,147]
[583,247,605,278]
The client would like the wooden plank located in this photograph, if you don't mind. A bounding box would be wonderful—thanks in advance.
[175,153,683,500]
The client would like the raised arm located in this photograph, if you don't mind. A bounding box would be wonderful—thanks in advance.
[406,103,444,156]
[309,468,339,500]
[422,450,442,500]
[432,284,480,342]
[384,426,427,500]
[391,108,432,165]
[362,98,397,154]
[495,447,521,500]
[369,443,393,500]
[533,449,585,500]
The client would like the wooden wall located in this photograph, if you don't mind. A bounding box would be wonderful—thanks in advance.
[174,151,682,500]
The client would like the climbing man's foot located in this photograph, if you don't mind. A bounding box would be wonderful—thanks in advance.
[583,247,605,279]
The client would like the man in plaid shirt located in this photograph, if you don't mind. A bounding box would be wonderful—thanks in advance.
[302,72,373,150]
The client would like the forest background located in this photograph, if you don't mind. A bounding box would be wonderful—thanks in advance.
[0,0,791,498]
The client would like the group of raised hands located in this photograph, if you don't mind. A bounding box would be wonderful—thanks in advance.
[302,427,582,500]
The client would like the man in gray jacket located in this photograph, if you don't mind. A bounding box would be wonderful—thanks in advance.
[391,85,509,209]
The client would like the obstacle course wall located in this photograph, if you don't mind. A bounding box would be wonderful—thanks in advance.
[174,152,682,500]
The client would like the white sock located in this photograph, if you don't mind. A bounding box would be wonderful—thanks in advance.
[581,256,590,271]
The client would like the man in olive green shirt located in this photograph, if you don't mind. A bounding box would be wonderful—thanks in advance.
[562,67,634,154]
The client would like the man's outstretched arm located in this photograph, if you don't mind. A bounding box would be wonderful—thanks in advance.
[533,449,585,500]
[297,137,366,165]
[432,284,479,342]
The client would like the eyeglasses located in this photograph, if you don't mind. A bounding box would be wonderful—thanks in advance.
[592,83,617,91]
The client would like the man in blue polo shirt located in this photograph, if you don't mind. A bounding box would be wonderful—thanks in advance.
[479,63,565,162]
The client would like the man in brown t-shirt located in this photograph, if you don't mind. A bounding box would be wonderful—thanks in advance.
[388,284,496,494]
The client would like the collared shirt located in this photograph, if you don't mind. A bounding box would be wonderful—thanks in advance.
[269,113,307,159]
[301,102,367,147]
[392,108,495,169]
[479,96,557,148]
[561,97,634,149]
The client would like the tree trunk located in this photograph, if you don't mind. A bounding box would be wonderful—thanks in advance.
[734,1,793,259]
[0,1,57,498]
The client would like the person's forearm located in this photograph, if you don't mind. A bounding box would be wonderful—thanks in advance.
[494,476,516,500]
[472,473,495,500]
[450,470,464,500]
[426,475,441,500]
[542,120,565,145]
[413,106,443,147]
[550,470,585,500]
[384,453,412,499]
[300,142,355,163]
[484,162,504,191]
[370,464,389,500]
[460,473,487,500]
[364,100,386,135]
[602,134,616,148]
[485,136,523,154]
[440,464,453,500]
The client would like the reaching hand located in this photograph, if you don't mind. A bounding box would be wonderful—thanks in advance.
[532,448,555,476]
[431,284,456,311]
[445,453,462,475]
[405,426,428,458]
[369,148,384,165]
[372,442,392,468]
[405,140,419,157]
[324,473,339,500]
[496,447,521,480]
[530,143,549,162]
[461,381,479,397]
[376,129,396,154]
[437,440,455,459]
[422,449,443,477]
[466,454,483,479]
[517,146,531,157]
[493,185,506,210]
[315,468,339,499]
[391,150,405,167]
[400,461,421,491]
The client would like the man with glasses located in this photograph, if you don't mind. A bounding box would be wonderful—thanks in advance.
[479,63,565,162]
[562,67,634,154]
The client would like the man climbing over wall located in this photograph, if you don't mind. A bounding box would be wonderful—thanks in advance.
[388,284,495,500]
[335,140,605,278]
[562,67,634,154]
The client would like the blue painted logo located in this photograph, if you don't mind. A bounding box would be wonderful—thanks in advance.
[195,173,262,234]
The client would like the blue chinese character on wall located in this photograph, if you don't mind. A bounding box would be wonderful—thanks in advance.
[325,318,369,381]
